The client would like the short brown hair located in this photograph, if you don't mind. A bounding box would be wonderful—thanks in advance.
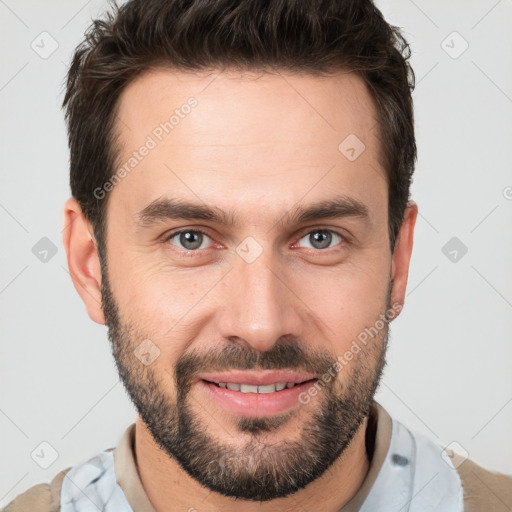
[63,0,416,261]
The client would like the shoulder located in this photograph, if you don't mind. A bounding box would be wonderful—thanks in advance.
[1,467,71,512]
[449,451,512,512]
[387,410,511,511]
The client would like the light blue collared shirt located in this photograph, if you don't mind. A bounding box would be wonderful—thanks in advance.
[59,406,464,512]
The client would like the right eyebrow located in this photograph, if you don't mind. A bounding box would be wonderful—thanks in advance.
[136,197,236,228]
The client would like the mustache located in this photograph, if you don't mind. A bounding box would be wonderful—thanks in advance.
[173,339,338,394]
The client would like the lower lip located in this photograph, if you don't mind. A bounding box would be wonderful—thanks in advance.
[198,379,317,418]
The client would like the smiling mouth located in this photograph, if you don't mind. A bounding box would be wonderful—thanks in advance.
[198,375,320,418]
[202,378,317,394]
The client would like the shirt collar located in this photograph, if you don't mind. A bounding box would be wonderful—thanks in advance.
[114,422,156,512]
[113,400,392,512]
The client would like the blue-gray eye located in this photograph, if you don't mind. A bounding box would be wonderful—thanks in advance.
[168,230,212,251]
[297,230,343,250]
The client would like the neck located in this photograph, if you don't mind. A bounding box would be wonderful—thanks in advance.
[135,415,371,512]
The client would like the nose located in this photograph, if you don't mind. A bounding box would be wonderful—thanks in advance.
[215,248,303,353]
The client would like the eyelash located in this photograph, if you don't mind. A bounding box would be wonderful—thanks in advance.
[164,227,347,254]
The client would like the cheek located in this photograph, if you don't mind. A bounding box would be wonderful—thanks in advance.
[112,263,221,356]
[295,263,390,349]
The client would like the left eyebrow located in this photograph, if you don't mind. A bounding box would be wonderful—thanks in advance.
[135,194,370,229]
[278,195,370,229]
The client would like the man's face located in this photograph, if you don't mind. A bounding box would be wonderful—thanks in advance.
[97,68,403,500]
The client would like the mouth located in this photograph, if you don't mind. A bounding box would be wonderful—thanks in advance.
[202,379,315,393]
[197,371,319,418]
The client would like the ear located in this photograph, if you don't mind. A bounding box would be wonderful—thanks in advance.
[390,201,418,313]
[62,198,105,325]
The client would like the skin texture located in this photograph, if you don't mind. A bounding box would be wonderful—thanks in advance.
[62,68,418,511]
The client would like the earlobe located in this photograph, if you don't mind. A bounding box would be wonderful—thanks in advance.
[390,201,418,313]
[62,198,106,325]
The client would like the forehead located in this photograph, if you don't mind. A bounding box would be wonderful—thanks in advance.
[109,68,386,227]
[116,67,379,148]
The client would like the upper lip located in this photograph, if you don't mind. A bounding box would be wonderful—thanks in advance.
[199,370,317,386]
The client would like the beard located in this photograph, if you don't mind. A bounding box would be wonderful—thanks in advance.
[101,265,391,502]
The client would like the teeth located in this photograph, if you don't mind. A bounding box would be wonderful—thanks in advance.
[215,381,297,393]
[240,384,259,393]
[257,384,277,394]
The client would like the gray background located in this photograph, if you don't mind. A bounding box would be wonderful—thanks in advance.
[1,0,511,506]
